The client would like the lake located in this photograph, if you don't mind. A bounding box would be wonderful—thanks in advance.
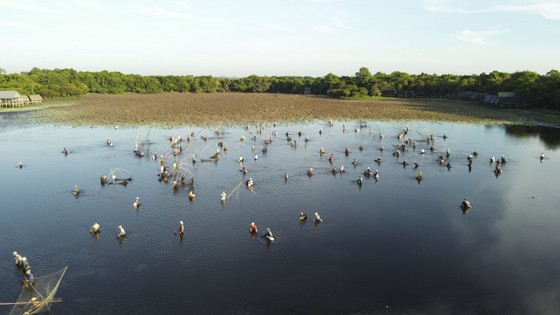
[1,115,559,315]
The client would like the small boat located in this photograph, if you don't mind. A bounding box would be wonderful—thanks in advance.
[113,177,132,184]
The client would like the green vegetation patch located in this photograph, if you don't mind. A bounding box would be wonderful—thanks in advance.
[27,93,532,128]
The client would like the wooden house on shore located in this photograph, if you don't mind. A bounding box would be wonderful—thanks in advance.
[0,90,43,108]
[28,94,44,104]
[457,91,530,109]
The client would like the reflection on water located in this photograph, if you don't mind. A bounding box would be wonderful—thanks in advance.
[1,119,559,315]
[505,125,560,149]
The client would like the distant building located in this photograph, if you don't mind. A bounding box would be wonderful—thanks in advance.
[381,90,397,97]
[497,92,528,109]
[28,94,44,104]
[0,90,43,108]
[0,90,23,107]
[457,91,529,109]
[498,92,516,98]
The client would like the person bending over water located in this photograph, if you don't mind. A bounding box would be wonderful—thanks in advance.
[461,198,472,210]
[264,228,274,241]
[179,221,185,236]
[249,222,258,233]
[90,223,100,234]
[117,225,126,238]
[314,212,323,223]
[245,178,254,188]
[13,251,23,266]
[133,196,141,208]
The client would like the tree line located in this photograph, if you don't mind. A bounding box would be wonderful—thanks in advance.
[0,67,558,109]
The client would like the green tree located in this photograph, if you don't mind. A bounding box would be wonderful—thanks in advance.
[355,67,372,88]
[388,71,411,90]
[504,71,539,97]
[533,70,560,109]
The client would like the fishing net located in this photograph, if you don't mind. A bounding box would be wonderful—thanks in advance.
[8,266,67,315]
[101,168,133,185]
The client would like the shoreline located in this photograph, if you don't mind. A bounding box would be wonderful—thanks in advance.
[3,93,558,128]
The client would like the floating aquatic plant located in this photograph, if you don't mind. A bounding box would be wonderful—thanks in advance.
[29,92,526,127]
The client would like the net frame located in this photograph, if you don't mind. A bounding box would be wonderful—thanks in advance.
[7,266,67,315]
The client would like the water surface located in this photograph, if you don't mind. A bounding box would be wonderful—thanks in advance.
[1,118,559,315]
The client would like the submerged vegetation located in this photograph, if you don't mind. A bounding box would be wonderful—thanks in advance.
[30,93,527,127]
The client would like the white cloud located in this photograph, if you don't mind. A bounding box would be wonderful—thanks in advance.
[495,3,560,20]
[454,29,510,45]
[424,0,560,20]
[0,0,58,12]
[69,0,107,11]
[132,3,192,19]
[257,23,292,32]
[330,17,352,30]
[173,0,191,10]
[130,2,221,24]
[310,24,335,34]
[92,25,118,34]
[248,40,287,54]
[0,18,35,31]
[423,0,484,14]
[309,0,345,3]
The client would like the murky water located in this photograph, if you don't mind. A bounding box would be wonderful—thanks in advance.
[1,116,559,315]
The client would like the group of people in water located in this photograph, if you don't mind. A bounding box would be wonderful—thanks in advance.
[88,203,322,243]
[249,222,274,242]
[248,211,323,242]
[12,251,33,284]
[43,123,547,251]
[89,220,188,239]
[9,254,42,314]
[87,188,188,239]
[88,222,126,239]
[164,125,497,240]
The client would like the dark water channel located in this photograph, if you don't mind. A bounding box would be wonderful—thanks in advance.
[1,117,559,315]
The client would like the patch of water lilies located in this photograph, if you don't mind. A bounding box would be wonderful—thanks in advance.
[27,93,529,127]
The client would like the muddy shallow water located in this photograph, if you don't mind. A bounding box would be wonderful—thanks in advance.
[1,118,559,315]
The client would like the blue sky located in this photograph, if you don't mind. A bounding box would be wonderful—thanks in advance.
[1,0,559,76]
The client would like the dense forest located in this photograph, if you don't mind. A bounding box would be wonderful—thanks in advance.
[1,67,559,109]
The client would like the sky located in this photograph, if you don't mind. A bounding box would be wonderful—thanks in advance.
[1,0,559,77]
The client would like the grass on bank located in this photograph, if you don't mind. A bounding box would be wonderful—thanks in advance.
[509,108,560,125]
